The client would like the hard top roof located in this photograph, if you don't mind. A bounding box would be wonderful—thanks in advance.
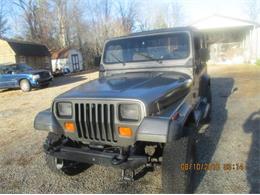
[108,26,198,40]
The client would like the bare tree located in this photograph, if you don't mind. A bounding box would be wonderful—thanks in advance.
[117,0,138,33]
[53,0,69,47]
[86,0,115,55]
[0,0,9,37]
[14,0,56,47]
[14,0,39,40]
[244,0,260,22]
[169,0,184,27]
[153,13,168,29]
[136,0,184,31]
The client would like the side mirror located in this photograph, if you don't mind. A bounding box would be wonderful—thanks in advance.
[199,48,210,62]
[94,56,101,66]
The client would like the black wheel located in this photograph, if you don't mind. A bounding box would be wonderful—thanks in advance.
[204,86,212,123]
[20,79,31,92]
[162,133,196,193]
[45,154,91,176]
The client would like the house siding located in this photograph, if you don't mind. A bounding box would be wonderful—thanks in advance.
[0,39,16,64]
[22,56,51,69]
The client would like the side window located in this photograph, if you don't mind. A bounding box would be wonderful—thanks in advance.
[2,66,10,74]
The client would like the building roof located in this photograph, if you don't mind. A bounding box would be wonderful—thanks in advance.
[51,48,71,59]
[2,39,50,57]
[191,14,260,30]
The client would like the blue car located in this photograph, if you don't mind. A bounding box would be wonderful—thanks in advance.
[0,63,53,92]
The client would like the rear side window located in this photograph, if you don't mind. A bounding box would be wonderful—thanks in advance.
[0,65,16,74]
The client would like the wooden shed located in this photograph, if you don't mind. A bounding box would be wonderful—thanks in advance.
[51,48,84,73]
[0,39,51,69]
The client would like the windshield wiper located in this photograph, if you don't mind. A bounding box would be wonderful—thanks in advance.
[135,52,163,64]
[110,53,125,66]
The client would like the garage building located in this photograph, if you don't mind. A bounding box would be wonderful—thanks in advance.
[0,38,51,69]
[191,14,260,64]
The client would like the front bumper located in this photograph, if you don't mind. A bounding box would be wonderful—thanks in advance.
[31,77,52,87]
[45,145,148,170]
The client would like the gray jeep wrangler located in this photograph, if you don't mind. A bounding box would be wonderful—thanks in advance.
[34,27,211,193]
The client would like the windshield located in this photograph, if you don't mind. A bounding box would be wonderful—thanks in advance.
[103,33,190,64]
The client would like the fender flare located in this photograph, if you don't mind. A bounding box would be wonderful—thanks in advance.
[34,109,63,134]
[136,102,193,143]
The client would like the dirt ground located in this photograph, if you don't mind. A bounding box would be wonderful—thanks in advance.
[0,65,259,193]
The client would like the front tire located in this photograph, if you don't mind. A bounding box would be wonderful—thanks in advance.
[162,134,196,193]
[45,154,91,176]
[20,79,31,92]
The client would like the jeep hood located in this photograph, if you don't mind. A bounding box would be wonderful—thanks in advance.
[57,72,191,111]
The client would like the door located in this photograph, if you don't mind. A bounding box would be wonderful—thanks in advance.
[0,65,17,88]
[71,54,80,71]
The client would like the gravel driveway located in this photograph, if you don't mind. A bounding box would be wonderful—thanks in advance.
[0,65,259,193]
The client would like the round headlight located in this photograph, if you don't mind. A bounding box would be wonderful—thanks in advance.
[57,102,72,117]
[119,104,140,121]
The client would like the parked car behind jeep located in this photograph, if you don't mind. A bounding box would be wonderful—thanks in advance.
[0,63,53,92]
[34,27,211,193]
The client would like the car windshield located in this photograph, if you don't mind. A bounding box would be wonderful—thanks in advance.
[103,33,190,64]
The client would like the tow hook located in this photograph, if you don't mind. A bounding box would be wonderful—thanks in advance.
[121,163,154,182]
[111,154,127,165]
[44,137,68,153]
[121,169,135,181]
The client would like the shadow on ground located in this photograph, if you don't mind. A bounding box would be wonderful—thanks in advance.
[243,110,260,193]
[49,74,87,88]
[193,77,234,191]
[48,69,98,88]
[0,70,98,93]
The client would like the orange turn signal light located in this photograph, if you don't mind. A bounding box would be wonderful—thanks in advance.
[64,122,76,133]
[118,127,133,137]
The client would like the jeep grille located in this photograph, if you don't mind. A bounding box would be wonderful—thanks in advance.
[74,103,117,143]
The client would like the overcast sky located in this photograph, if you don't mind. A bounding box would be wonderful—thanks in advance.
[2,0,255,37]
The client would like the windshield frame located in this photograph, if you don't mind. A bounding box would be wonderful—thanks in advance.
[102,31,191,65]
